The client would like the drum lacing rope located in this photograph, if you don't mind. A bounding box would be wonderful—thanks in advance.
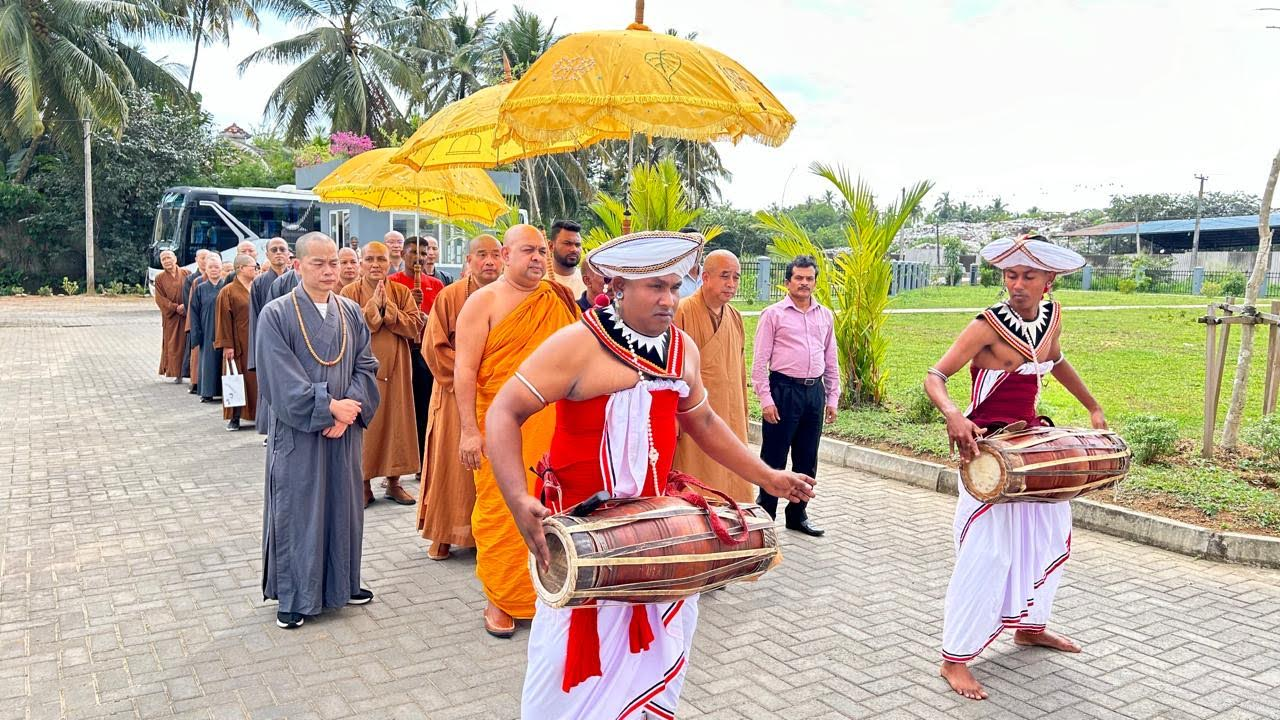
[664,471,751,546]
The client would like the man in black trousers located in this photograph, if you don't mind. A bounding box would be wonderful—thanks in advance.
[750,255,839,536]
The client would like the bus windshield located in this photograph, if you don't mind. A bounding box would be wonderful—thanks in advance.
[149,187,321,268]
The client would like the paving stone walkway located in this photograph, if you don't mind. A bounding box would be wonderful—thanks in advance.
[2,296,1279,720]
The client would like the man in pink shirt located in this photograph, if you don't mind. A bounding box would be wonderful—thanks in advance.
[750,255,839,536]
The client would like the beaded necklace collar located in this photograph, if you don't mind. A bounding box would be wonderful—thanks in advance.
[581,304,684,380]
[979,299,1059,362]
[292,290,347,367]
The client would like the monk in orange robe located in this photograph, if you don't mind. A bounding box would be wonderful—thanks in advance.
[672,250,755,502]
[154,250,189,381]
[341,241,424,507]
[215,253,258,429]
[454,224,579,638]
[415,234,504,561]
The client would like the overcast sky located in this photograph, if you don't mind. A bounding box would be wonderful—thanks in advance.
[144,0,1280,213]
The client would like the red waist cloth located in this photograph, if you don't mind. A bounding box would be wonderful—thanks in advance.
[968,367,1043,430]
[540,387,682,693]
[543,389,681,508]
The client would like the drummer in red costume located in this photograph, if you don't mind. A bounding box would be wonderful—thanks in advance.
[923,234,1108,701]
[485,231,816,720]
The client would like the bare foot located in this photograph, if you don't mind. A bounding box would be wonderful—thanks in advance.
[940,661,987,700]
[1013,628,1081,653]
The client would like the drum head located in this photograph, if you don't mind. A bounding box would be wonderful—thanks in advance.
[529,525,574,607]
[966,451,1004,497]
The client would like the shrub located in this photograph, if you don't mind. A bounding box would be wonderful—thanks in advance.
[979,265,1001,287]
[1221,272,1247,297]
[60,277,79,295]
[1243,414,1280,461]
[1201,281,1222,298]
[1117,278,1137,294]
[328,131,374,157]
[37,285,52,296]
[1123,414,1180,464]
[902,385,941,424]
[103,280,127,295]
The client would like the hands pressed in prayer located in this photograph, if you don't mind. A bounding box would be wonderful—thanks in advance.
[330,398,361,426]
[762,405,780,424]
[373,280,386,310]
[945,411,985,462]
[759,470,816,504]
[512,496,554,573]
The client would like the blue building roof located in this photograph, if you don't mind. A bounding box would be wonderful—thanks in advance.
[1059,212,1280,251]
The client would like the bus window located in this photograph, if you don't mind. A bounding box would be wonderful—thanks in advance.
[188,203,238,258]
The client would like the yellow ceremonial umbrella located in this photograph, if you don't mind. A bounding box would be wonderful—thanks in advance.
[314,148,509,225]
[495,0,796,150]
[390,80,608,171]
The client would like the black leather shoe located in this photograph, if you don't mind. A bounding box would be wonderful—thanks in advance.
[786,519,825,537]
[276,611,304,629]
[349,588,374,605]
[188,386,198,394]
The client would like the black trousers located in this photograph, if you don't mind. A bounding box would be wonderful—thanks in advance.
[758,371,824,524]
[410,346,433,469]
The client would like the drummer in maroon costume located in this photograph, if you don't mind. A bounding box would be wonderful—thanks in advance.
[485,231,815,720]
[923,234,1107,701]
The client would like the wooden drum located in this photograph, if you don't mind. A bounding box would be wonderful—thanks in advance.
[531,496,781,608]
[960,424,1131,504]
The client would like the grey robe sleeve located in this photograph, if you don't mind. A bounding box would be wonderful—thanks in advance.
[189,284,205,348]
[339,302,381,430]
[256,305,337,433]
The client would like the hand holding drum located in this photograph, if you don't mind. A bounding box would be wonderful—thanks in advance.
[960,424,1132,504]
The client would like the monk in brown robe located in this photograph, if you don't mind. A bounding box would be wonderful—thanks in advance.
[184,249,211,392]
[340,241,424,507]
[215,253,259,430]
[415,234,504,561]
[672,250,755,503]
[154,250,189,382]
[455,224,579,637]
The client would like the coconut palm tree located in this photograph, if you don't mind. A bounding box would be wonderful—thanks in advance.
[0,0,188,181]
[238,0,428,143]
[419,8,498,111]
[167,0,262,92]
[494,5,556,79]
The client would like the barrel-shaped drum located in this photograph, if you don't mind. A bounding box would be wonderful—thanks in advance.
[961,426,1131,504]
[531,496,781,608]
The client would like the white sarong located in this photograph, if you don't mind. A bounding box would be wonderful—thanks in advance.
[941,361,1072,663]
[522,380,699,720]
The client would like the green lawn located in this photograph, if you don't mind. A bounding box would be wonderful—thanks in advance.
[740,306,1280,531]
[887,286,1209,309]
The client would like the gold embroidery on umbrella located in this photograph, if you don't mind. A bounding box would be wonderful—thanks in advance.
[645,50,683,85]
[551,56,596,82]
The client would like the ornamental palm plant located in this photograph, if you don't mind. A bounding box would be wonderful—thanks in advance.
[583,158,722,250]
[166,0,264,92]
[756,162,931,407]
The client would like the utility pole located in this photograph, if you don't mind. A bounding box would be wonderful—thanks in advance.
[83,119,95,294]
[1191,173,1208,270]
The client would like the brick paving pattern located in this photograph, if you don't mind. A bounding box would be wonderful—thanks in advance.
[2,296,1279,719]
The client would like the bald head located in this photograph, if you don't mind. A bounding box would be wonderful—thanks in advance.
[236,241,257,258]
[700,249,741,308]
[234,253,255,269]
[501,224,549,288]
[296,231,337,259]
[467,234,503,285]
[360,241,390,282]
[338,246,359,284]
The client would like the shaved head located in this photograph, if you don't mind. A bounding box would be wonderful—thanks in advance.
[363,241,390,258]
[700,249,741,308]
[503,224,543,248]
[296,231,336,259]
[234,253,255,269]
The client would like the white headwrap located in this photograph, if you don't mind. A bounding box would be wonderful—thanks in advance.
[980,234,1086,274]
[586,231,704,280]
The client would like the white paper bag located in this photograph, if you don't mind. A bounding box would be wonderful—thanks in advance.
[222,359,246,408]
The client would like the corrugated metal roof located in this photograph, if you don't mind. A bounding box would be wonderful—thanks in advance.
[1059,212,1280,237]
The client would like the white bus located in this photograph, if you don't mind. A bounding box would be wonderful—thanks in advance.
[147,186,322,284]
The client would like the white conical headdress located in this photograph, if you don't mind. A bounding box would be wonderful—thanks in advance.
[586,231,704,280]
[980,233,1085,274]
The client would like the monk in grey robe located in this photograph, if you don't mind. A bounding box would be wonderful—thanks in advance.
[188,256,227,402]
[270,267,300,301]
[250,238,290,436]
[255,232,381,629]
